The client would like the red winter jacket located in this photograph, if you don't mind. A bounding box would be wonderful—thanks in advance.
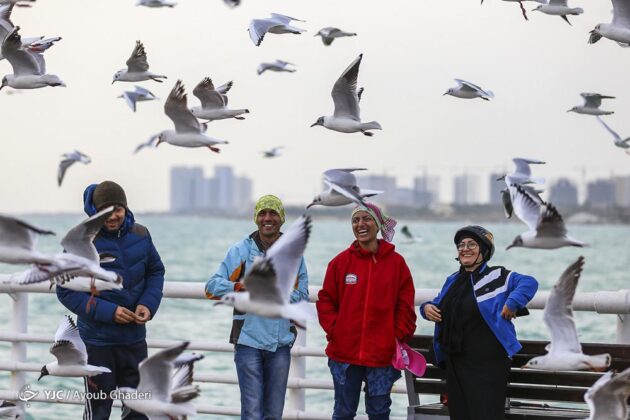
[316,240,417,367]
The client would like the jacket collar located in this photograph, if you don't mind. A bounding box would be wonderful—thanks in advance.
[348,239,395,259]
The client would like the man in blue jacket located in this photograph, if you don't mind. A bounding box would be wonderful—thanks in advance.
[57,181,165,420]
[206,195,309,420]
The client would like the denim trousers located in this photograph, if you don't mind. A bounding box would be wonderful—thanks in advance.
[234,344,291,420]
[330,363,394,420]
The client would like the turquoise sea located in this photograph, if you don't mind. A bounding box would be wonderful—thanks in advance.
[1,215,628,419]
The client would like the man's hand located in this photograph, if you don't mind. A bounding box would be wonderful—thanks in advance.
[135,304,151,324]
[114,306,135,324]
[424,304,442,322]
[501,304,517,320]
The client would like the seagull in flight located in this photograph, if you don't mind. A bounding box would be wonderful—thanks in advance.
[568,93,615,115]
[589,0,630,47]
[523,257,611,371]
[133,135,159,154]
[262,146,283,158]
[257,59,296,75]
[497,158,545,218]
[154,80,229,152]
[112,41,167,83]
[39,315,111,380]
[58,150,91,187]
[444,79,494,100]
[0,3,61,61]
[248,13,306,46]
[531,0,584,25]
[507,184,586,249]
[118,85,158,112]
[136,0,177,7]
[595,116,630,154]
[190,77,249,121]
[307,168,382,208]
[311,54,382,136]
[314,27,357,46]
[0,26,65,90]
[216,216,315,328]
[0,214,54,265]
[583,366,630,420]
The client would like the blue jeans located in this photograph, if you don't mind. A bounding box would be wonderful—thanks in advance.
[234,344,291,420]
[330,362,396,420]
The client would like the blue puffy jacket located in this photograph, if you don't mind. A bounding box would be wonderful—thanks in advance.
[56,184,165,346]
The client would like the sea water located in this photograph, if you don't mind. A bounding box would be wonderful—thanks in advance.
[0,215,628,419]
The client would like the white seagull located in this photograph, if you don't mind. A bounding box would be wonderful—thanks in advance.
[507,184,586,249]
[497,158,545,218]
[444,79,494,100]
[523,257,611,371]
[0,27,65,90]
[136,0,177,7]
[154,80,229,152]
[532,0,584,25]
[0,214,54,265]
[314,27,357,46]
[133,135,159,154]
[257,59,296,75]
[118,341,201,419]
[307,168,383,208]
[596,116,630,154]
[311,54,382,136]
[216,216,315,328]
[57,150,91,187]
[589,0,630,47]
[112,41,167,84]
[583,367,630,420]
[248,13,306,46]
[190,77,249,121]
[262,146,283,158]
[39,315,111,380]
[568,93,615,115]
[0,400,23,419]
[0,3,61,61]
[118,85,158,112]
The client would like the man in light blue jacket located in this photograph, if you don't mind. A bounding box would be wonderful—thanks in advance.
[206,195,309,420]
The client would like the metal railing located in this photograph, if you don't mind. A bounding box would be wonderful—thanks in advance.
[0,276,629,419]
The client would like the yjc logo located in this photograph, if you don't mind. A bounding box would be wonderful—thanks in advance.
[18,384,38,407]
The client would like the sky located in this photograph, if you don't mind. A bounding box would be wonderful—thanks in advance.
[1,0,629,213]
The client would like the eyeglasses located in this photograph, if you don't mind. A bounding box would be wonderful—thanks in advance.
[457,242,478,251]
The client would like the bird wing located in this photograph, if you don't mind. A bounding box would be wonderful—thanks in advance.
[613,0,630,27]
[455,78,484,93]
[328,181,366,206]
[596,116,622,141]
[509,184,541,231]
[134,134,159,154]
[51,315,87,365]
[122,91,140,112]
[543,257,584,354]
[126,40,150,73]
[133,85,155,98]
[536,202,568,237]
[165,80,201,133]
[57,158,77,187]
[512,157,545,180]
[323,168,366,187]
[215,80,232,95]
[581,93,603,108]
[2,27,42,76]
[0,214,54,251]
[243,258,285,305]
[248,18,279,46]
[60,206,115,262]
[269,13,303,23]
[586,368,630,419]
[332,54,362,120]
[137,342,188,400]
[192,77,225,109]
[548,0,567,6]
[0,3,14,39]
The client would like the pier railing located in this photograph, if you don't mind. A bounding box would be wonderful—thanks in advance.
[0,278,629,419]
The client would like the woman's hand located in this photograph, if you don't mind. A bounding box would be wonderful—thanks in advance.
[424,304,442,322]
[501,304,517,320]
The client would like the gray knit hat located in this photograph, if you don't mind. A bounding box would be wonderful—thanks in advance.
[92,181,127,210]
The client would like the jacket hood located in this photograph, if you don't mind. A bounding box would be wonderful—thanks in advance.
[348,239,395,259]
[83,184,135,234]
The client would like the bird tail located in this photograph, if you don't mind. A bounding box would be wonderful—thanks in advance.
[282,301,317,328]
[483,90,495,99]
[571,7,584,14]
[587,353,612,371]
[361,121,382,131]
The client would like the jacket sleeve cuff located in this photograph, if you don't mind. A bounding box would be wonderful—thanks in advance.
[93,299,118,324]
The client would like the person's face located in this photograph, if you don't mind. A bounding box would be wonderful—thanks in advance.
[103,206,126,232]
[457,238,481,267]
[256,209,282,238]
[351,211,378,244]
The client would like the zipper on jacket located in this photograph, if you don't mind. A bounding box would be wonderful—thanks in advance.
[358,255,374,362]
[471,272,510,355]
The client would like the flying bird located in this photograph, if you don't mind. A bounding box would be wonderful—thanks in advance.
[0,3,61,62]
[311,54,382,136]
[154,80,229,152]
[136,0,177,7]
[497,158,545,218]
[531,0,584,25]
[133,135,159,154]
[118,85,158,112]
[248,13,306,46]
[582,366,630,420]
[314,27,357,46]
[0,214,54,265]
[567,93,615,115]
[589,0,630,46]
[307,168,382,208]
[0,27,65,90]
[257,60,295,75]
[523,257,611,371]
[58,150,91,187]
[262,146,283,158]
[190,77,249,121]
[595,116,630,154]
[444,79,494,100]
[112,41,167,83]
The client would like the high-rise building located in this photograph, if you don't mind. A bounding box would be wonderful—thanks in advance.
[453,174,481,205]
[549,178,578,208]
[413,174,440,206]
[356,175,397,206]
[489,173,504,205]
[612,175,630,207]
[214,166,236,210]
[586,179,616,207]
[170,167,206,212]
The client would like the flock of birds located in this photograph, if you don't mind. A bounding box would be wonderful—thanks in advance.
[1,0,630,418]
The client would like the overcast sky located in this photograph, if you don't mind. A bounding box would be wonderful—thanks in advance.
[1,0,628,213]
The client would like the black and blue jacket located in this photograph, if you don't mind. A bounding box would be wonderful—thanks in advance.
[56,184,165,346]
[420,262,538,366]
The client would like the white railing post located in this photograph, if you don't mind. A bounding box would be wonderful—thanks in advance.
[617,315,630,344]
[10,292,28,391]
[287,329,306,413]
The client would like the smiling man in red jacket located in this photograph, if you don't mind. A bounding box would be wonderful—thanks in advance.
[317,203,417,420]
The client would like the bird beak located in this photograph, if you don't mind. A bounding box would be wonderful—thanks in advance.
[111,80,116,85]
[442,92,448,96]
[506,244,514,250]
[213,301,224,306]
[566,109,572,112]
[38,373,44,381]
[310,122,318,128]
[306,203,314,209]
